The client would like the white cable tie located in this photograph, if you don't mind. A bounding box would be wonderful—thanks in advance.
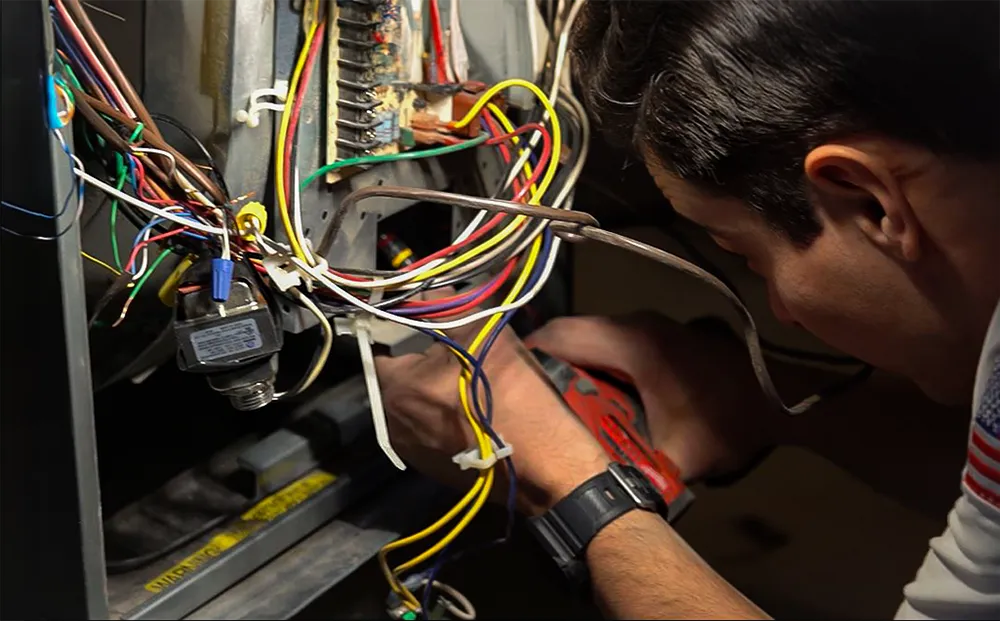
[355,316,407,470]
[235,80,289,128]
[307,254,328,293]
[261,255,303,292]
[452,435,513,471]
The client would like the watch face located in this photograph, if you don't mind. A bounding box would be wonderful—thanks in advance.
[608,463,660,511]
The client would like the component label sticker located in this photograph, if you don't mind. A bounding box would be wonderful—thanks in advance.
[144,470,337,594]
[189,318,263,362]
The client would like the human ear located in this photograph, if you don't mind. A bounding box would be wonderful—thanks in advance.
[805,144,921,262]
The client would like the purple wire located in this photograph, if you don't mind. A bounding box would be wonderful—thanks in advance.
[51,10,116,105]
[391,268,508,316]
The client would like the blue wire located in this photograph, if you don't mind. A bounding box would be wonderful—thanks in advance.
[125,154,138,189]
[2,200,60,219]
[419,229,553,617]
[50,9,116,105]
[1,128,81,237]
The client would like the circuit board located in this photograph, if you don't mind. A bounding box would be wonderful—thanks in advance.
[325,0,423,184]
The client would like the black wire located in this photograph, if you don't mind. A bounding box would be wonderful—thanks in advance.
[315,279,434,315]
[150,112,231,200]
[105,509,244,574]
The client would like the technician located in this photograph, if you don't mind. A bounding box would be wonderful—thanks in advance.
[376,2,1000,618]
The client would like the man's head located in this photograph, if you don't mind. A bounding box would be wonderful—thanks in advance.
[572,0,1000,403]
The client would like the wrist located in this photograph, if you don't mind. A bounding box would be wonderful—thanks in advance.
[495,358,612,516]
[525,450,610,517]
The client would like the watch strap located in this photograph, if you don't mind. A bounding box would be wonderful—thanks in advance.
[527,465,650,584]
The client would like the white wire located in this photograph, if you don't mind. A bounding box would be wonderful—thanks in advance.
[420,580,476,620]
[292,235,562,332]
[275,288,333,399]
[220,208,232,261]
[73,167,226,235]
[291,168,316,266]
[131,147,177,179]
[501,0,583,190]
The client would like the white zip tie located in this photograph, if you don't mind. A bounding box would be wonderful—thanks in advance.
[345,316,407,471]
[235,81,289,128]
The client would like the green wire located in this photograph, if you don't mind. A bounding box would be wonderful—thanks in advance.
[54,54,83,91]
[126,249,172,304]
[53,76,76,103]
[109,154,128,270]
[301,135,489,189]
[128,122,144,143]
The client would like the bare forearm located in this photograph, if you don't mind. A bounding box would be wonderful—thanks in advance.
[586,510,768,620]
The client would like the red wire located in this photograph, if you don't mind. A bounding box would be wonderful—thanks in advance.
[482,111,523,197]
[428,0,449,83]
[53,0,132,113]
[494,123,552,202]
[373,121,554,276]
[283,21,327,202]
[125,227,189,273]
[410,258,518,319]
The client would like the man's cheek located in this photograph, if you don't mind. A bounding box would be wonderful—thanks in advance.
[769,266,855,345]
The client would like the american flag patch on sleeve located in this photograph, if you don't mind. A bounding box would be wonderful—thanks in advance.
[965,358,1000,511]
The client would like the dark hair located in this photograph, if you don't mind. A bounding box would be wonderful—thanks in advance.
[572,0,1000,245]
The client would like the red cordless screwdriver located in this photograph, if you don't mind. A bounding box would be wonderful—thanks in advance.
[532,348,694,522]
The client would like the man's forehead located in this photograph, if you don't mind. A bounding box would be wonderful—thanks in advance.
[644,160,748,234]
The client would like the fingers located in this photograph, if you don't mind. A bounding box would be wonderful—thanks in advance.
[526,313,670,381]
[524,315,644,381]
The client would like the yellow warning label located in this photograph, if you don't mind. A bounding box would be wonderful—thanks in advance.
[144,470,337,594]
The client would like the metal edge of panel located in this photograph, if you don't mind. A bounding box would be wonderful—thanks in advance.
[183,477,443,620]
[143,0,275,203]
[122,460,395,620]
[0,2,109,618]
[57,104,112,621]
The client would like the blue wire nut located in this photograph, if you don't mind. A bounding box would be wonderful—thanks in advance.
[211,258,234,302]
[46,75,64,129]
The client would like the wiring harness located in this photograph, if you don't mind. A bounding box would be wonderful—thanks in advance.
[0,1,869,617]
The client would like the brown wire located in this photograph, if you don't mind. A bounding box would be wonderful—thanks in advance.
[77,92,227,205]
[61,0,233,204]
[545,223,871,417]
[320,185,599,257]
[62,0,163,141]
[72,91,173,187]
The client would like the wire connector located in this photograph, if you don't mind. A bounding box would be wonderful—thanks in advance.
[452,436,513,471]
[46,75,65,129]
[235,201,268,241]
[211,258,234,302]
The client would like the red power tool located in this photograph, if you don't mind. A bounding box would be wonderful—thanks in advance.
[532,349,694,522]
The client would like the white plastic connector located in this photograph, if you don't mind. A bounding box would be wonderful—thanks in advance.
[235,80,289,128]
[452,436,514,471]
[261,255,302,292]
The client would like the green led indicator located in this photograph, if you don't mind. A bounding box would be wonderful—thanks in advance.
[401,611,418,620]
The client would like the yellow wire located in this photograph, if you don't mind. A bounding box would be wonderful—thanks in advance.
[81,251,121,276]
[393,238,543,572]
[275,19,321,262]
[486,102,538,198]
[387,236,546,610]
[381,81,562,609]
[408,80,562,283]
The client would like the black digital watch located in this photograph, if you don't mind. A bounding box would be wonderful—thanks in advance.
[526,462,664,586]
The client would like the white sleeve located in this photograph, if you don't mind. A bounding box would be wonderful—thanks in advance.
[898,304,1000,621]
[896,491,1000,620]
